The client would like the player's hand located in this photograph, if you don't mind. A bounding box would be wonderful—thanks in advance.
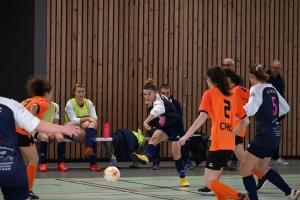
[82,121,89,129]
[63,122,80,137]
[88,117,98,126]
[177,136,186,147]
[145,101,152,108]
[143,121,151,130]
[48,133,54,141]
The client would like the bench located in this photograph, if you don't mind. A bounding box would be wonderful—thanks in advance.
[34,135,210,168]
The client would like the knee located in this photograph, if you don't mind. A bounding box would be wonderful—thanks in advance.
[38,133,49,142]
[88,123,97,129]
[256,165,270,175]
[55,134,64,142]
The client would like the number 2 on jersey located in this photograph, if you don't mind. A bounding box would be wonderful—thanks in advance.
[224,100,230,118]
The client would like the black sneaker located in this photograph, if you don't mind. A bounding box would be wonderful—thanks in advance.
[223,163,228,170]
[29,190,39,199]
[257,176,269,192]
[198,187,215,195]
[229,161,237,171]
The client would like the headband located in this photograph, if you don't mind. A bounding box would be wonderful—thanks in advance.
[256,65,262,71]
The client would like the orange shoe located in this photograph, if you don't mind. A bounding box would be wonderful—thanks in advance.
[90,164,101,171]
[84,146,93,156]
[57,162,68,172]
[40,164,48,172]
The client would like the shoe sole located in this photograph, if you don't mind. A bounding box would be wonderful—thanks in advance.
[181,184,190,187]
[57,169,68,172]
[257,180,269,192]
[150,167,159,170]
[198,192,215,196]
[130,153,148,165]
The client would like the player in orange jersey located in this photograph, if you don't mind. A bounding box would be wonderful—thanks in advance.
[178,66,250,200]
[15,76,53,199]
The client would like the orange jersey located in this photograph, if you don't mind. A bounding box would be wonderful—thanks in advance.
[198,87,246,151]
[231,86,250,137]
[16,96,50,136]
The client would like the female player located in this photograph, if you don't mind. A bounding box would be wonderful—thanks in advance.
[240,64,299,200]
[65,83,101,171]
[0,95,79,200]
[15,76,53,199]
[34,102,68,172]
[130,79,190,187]
[178,66,250,200]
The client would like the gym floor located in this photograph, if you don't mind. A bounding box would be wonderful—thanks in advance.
[2,159,299,200]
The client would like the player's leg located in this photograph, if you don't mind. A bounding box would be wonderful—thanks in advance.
[54,133,68,171]
[131,129,168,165]
[148,128,161,170]
[36,132,49,172]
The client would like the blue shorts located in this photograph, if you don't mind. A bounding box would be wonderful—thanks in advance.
[1,180,29,200]
[247,142,276,159]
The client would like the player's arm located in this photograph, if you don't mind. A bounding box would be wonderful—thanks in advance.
[243,86,262,116]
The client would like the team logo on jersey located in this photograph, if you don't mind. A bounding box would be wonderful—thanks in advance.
[250,92,255,97]
[176,135,180,139]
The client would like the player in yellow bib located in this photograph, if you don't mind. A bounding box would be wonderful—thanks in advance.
[65,83,101,171]
[34,102,68,172]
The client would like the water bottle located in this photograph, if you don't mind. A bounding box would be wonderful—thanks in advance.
[103,122,109,138]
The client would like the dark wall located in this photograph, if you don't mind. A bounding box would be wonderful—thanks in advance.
[0,0,35,102]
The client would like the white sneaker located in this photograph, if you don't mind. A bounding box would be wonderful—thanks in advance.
[273,157,289,166]
[287,189,300,200]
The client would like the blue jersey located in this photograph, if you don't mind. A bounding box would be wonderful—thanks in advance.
[0,97,40,186]
[243,83,290,148]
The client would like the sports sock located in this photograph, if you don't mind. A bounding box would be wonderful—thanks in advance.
[57,142,66,164]
[89,143,97,166]
[144,144,156,159]
[174,158,185,178]
[252,166,262,179]
[40,141,48,164]
[243,175,258,200]
[210,180,239,199]
[214,191,228,200]
[27,165,37,190]
[264,169,291,195]
[151,143,160,160]
[85,128,96,148]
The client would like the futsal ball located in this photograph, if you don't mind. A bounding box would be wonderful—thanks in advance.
[104,166,120,183]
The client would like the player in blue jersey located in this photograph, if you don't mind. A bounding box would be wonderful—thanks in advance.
[240,64,299,200]
[130,79,189,187]
[0,96,79,200]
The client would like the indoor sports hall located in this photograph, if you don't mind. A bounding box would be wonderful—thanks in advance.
[1,0,300,200]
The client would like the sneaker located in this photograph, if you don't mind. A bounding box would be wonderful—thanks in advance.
[256,176,269,192]
[223,163,229,170]
[198,187,215,195]
[57,162,68,172]
[237,193,249,200]
[84,146,93,156]
[287,189,300,200]
[90,164,101,171]
[229,160,237,171]
[150,159,160,170]
[130,153,149,165]
[29,190,39,199]
[273,157,289,166]
[180,177,190,187]
[39,164,48,172]
[184,159,195,170]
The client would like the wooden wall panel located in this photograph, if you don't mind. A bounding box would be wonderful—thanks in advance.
[47,0,300,159]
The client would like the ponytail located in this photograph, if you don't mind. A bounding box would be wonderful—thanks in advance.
[207,66,232,96]
[223,68,242,86]
[249,63,269,82]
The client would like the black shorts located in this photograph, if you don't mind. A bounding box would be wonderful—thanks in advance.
[205,150,232,170]
[247,142,276,159]
[235,136,244,145]
[17,132,34,147]
[1,180,29,200]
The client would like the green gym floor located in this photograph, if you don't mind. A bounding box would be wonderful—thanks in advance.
[1,160,299,200]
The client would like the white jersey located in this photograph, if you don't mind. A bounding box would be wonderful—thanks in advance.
[0,96,40,134]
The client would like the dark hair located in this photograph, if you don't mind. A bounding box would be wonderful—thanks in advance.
[249,63,269,82]
[143,78,157,91]
[223,68,242,86]
[27,76,52,97]
[159,84,171,91]
[207,66,232,96]
[72,83,85,97]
